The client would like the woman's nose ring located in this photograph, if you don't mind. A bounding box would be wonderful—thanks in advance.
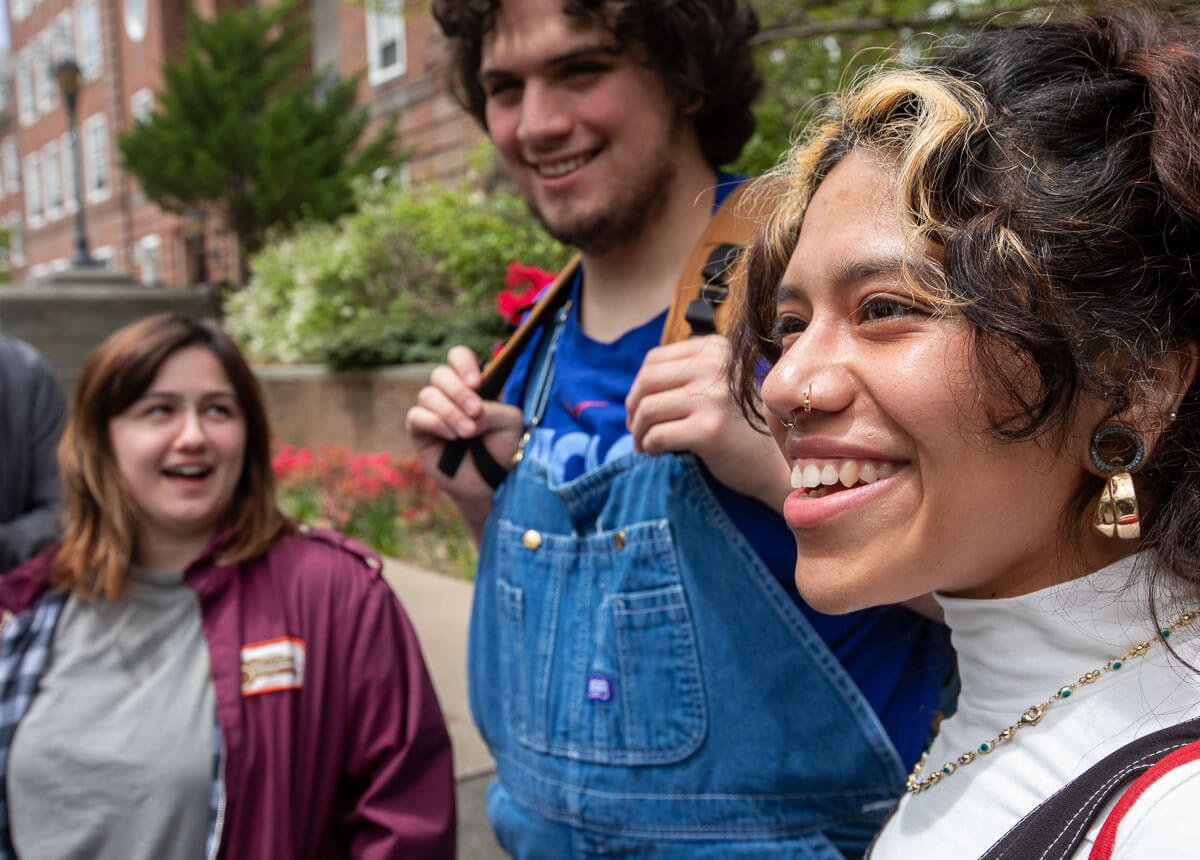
[778,383,813,430]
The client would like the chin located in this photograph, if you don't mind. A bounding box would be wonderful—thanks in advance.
[792,563,900,616]
[795,574,864,615]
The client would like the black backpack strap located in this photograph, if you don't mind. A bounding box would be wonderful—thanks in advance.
[980,714,1200,859]
[467,437,509,491]
[684,243,742,337]
[436,260,578,481]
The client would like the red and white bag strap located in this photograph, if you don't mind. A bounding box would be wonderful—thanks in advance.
[1088,736,1200,859]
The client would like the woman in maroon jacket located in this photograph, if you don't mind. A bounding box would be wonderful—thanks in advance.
[0,313,455,859]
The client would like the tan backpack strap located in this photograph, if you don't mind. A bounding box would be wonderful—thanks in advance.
[659,178,766,345]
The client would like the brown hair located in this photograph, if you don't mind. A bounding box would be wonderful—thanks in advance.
[432,0,762,168]
[729,5,1200,605]
[55,314,287,599]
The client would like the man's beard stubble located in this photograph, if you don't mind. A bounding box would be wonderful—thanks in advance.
[526,157,677,257]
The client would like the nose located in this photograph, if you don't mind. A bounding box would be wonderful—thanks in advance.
[517,79,571,149]
[173,407,208,450]
[761,326,855,425]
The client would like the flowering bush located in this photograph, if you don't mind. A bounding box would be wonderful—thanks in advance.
[227,179,570,368]
[272,443,476,578]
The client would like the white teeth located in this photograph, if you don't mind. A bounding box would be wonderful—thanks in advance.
[790,458,901,494]
[538,154,590,177]
[170,465,208,477]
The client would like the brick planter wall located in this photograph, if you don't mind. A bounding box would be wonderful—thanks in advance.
[254,363,434,457]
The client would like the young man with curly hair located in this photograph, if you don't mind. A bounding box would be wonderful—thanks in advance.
[406,2,955,856]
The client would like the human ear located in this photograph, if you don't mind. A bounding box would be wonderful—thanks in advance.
[1084,342,1200,476]
[1137,341,1198,441]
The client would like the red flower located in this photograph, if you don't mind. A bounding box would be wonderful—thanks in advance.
[496,261,556,326]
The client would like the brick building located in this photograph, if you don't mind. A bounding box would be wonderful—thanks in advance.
[0,0,484,287]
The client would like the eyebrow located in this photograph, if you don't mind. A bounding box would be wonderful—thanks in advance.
[774,256,908,306]
[479,44,622,86]
[139,389,237,401]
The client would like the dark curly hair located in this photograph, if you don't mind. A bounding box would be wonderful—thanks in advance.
[729,5,1200,607]
[432,0,762,168]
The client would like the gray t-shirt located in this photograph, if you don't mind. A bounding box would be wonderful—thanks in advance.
[8,568,215,860]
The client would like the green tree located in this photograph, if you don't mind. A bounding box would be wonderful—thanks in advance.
[117,0,398,283]
[736,0,1054,175]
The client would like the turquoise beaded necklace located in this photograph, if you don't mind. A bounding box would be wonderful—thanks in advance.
[906,608,1199,794]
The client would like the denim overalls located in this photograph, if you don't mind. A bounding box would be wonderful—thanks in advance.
[468,308,906,859]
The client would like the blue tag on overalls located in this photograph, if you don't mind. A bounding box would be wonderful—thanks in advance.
[586,674,613,702]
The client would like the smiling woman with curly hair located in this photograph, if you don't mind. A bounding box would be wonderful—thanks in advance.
[729,5,1200,857]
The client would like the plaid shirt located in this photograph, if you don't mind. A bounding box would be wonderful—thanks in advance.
[0,591,64,859]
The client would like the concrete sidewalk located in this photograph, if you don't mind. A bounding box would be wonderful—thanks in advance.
[381,557,507,859]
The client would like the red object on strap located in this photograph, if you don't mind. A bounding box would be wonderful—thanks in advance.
[1089,737,1200,858]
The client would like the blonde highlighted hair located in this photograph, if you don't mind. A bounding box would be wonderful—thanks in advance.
[729,5,1200,611]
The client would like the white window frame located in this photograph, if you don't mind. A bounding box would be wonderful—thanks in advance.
[60,132,77,213]
[75,0,104,80]
[130,88,154,123]
[34,33,57,115]
[23,153,41,226]
[0,73,11,119]
[11,0,30,24]
[134,233,161,286]
[82,113,111,202]
[365,0,406,86]
[42,140,62,219]
[16,54,34,127]
[3,139,19,197]
[124,0,148,43]
[52,12,74,64]
[5,216,26,267]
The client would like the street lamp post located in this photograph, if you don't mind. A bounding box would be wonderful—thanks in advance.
[54,59,94,267]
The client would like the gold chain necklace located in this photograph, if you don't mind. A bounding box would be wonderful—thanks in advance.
[907,608,1199,795]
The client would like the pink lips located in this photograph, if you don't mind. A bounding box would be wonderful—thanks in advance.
[782,468,901,530]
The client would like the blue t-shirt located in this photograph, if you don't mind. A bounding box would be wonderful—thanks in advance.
[500,181,954,768]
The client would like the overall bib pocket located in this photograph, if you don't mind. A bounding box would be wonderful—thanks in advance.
[495,517,707,766]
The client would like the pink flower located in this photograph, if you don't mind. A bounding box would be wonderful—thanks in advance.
[272,444,295,478]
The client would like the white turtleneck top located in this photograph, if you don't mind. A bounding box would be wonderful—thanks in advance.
[869,554,1200,859]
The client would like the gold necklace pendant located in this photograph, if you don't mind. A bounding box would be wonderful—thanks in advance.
[906,609,1198,795]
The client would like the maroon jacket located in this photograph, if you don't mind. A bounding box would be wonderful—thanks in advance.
[0,525,456,859]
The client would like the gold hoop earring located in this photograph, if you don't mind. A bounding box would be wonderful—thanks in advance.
[803,382,813,414]
[1090,425,1144,540]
